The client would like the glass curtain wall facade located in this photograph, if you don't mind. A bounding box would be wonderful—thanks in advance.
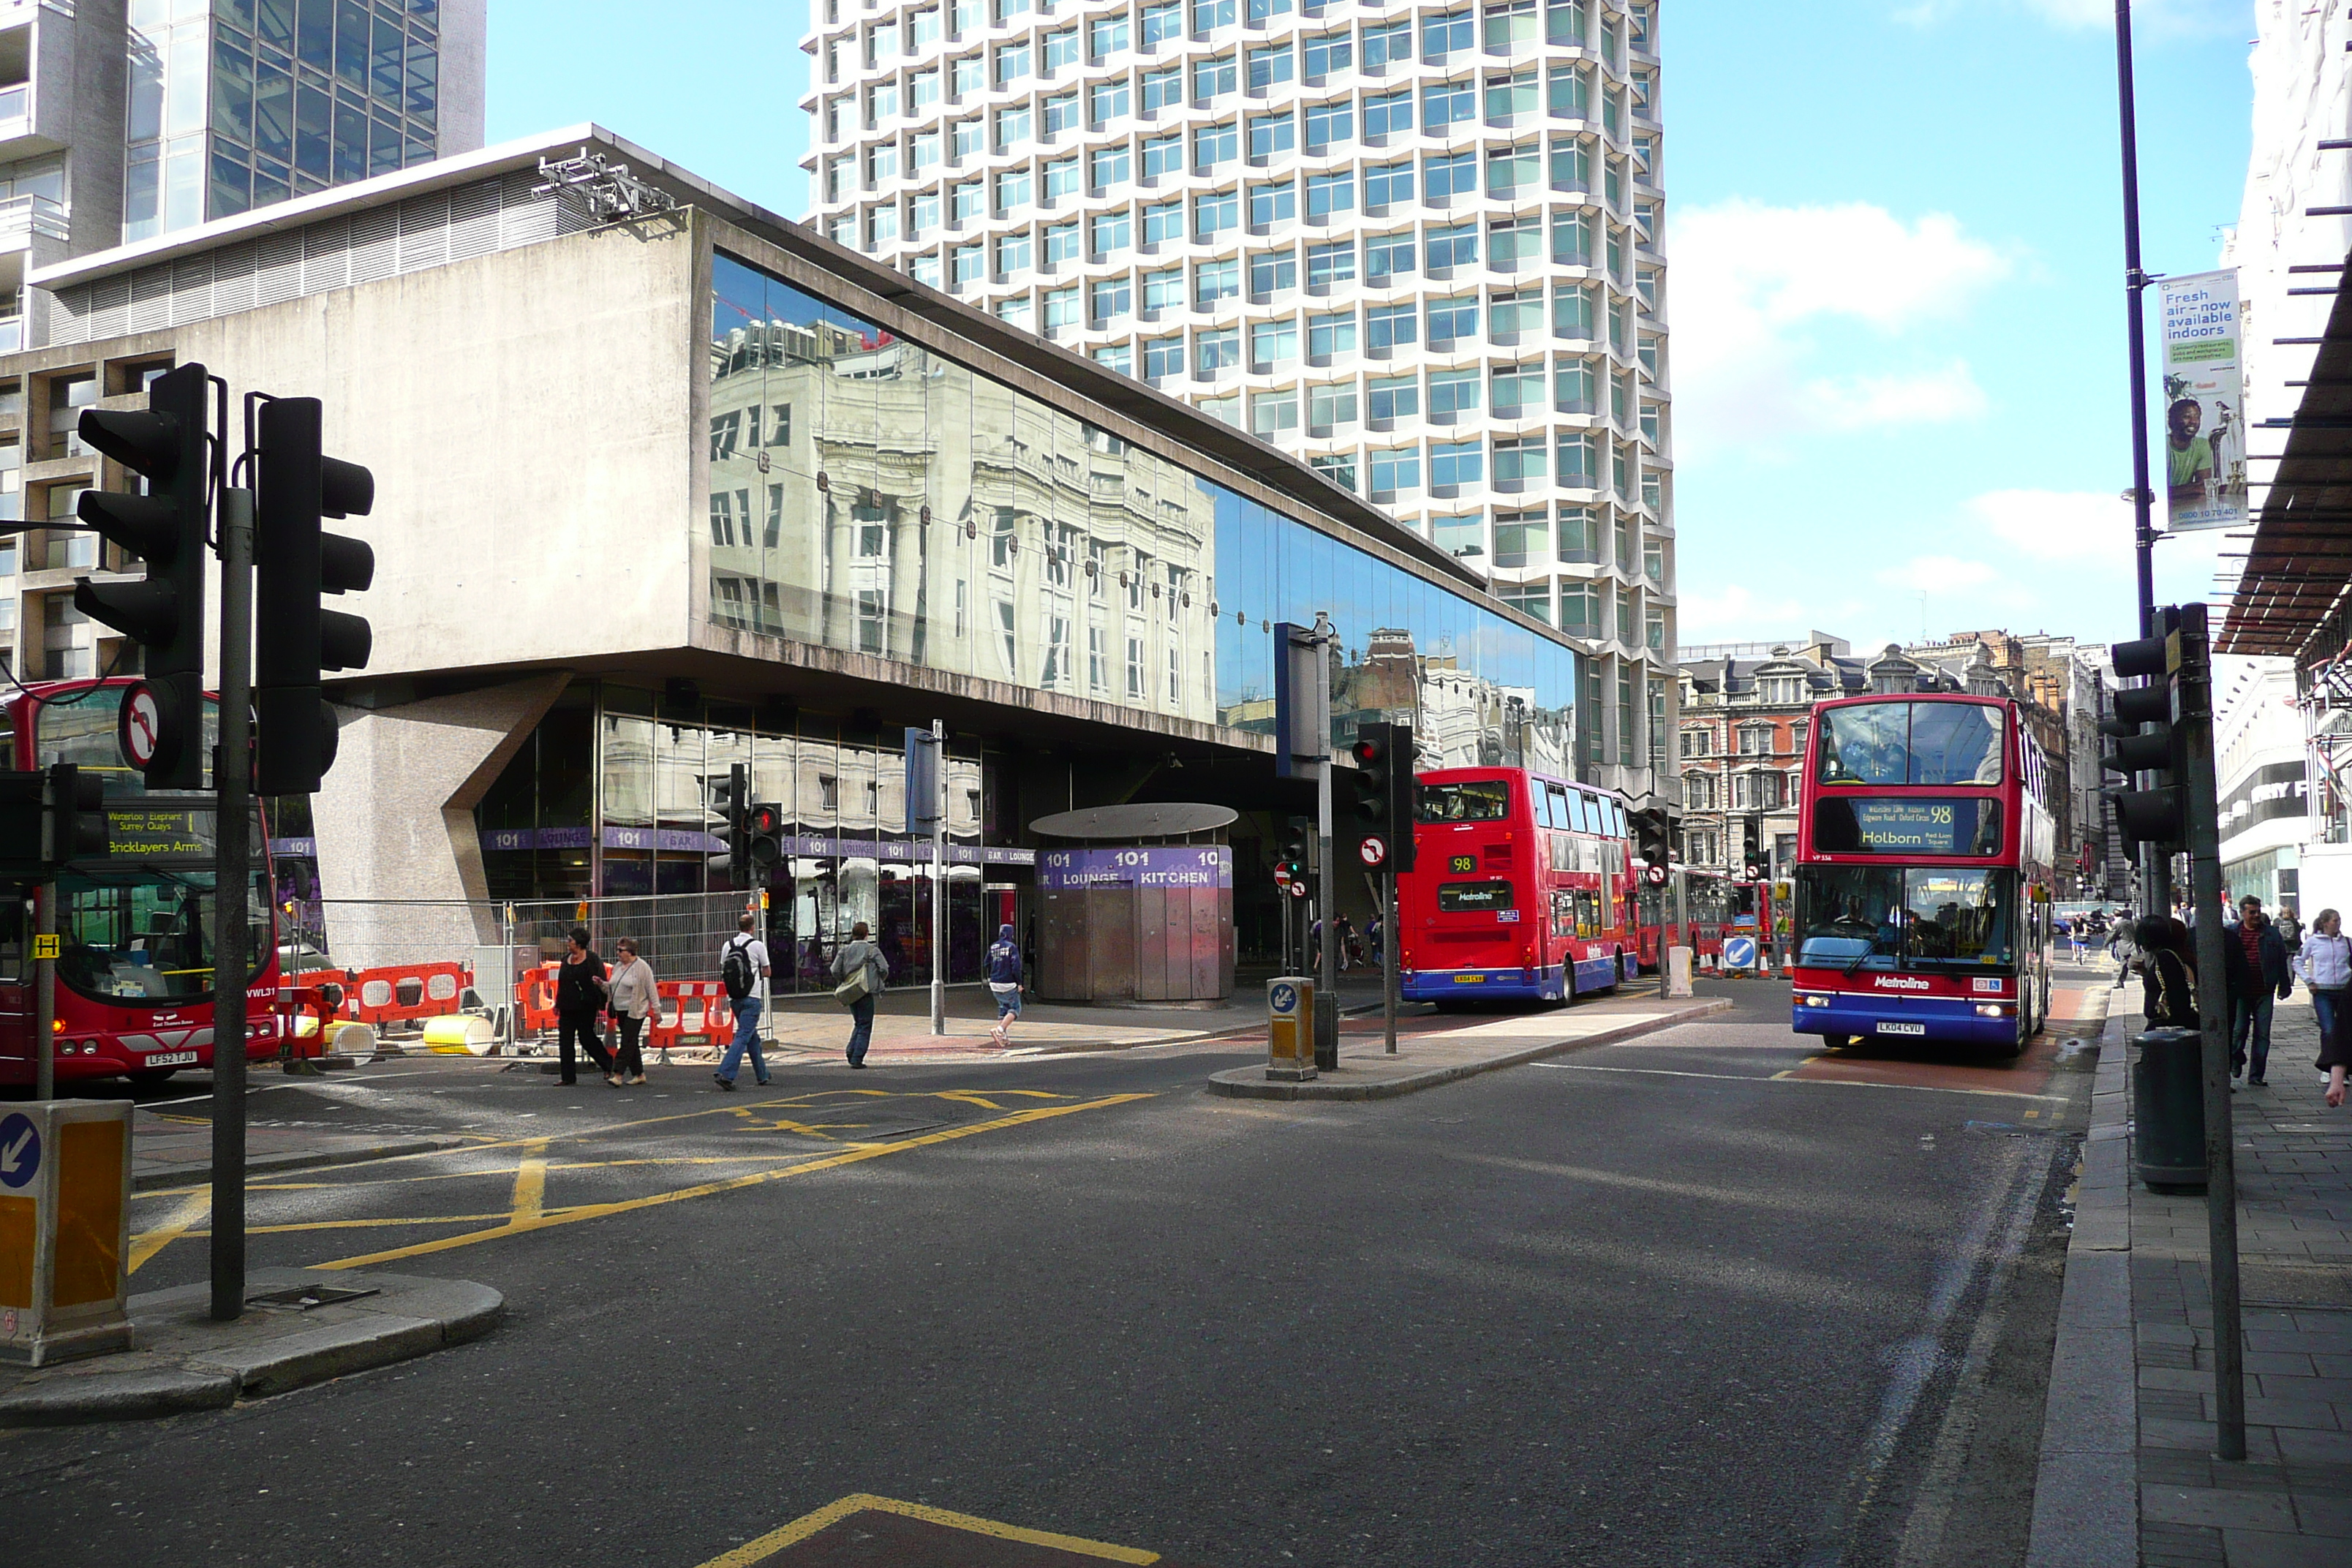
[711,247,1578,770]
[127,0,446,241]
[475,682,999,994]
[799,0,1671,802]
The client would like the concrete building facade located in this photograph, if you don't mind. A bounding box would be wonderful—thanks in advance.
[2,127,1586,981]
[797,0,1676,819]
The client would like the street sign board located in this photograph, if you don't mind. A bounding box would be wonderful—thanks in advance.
[0,1112,39,1190]
[1644,863,1668,886]
[1358,834,1387,868]
[1724,935,1758,971]
[1288,881,1308,900]
[1274,864,1292,889]
[117,682,162,771]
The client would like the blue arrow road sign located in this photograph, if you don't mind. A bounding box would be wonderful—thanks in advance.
[0,1112,39,1190]
[1724,936,1757,970]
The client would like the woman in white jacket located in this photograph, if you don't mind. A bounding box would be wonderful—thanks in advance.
[605,938,660,1086]
[2294,909,2351,1071]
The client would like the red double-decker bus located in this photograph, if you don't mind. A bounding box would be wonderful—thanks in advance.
[0,677,282,1088]
[1399,766,1640,1004]
[1790,693,2055,1054]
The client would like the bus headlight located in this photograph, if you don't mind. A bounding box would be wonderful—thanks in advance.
[1975,1003,2014,1018]
[1798,993,1830,1007]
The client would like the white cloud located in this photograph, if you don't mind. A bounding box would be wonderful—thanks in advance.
[1874,555,2003,593]
[1676,582,1809,642]
[1669,200,2012,454]
[1964,489,2136,564]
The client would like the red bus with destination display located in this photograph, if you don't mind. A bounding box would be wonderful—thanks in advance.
[0,677,282,1088]
[1637,867,1772,970]
[1399,766,1640,1004]
[1790,693,2055,1054]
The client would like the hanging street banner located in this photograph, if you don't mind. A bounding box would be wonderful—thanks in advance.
[2158,269,2247,532]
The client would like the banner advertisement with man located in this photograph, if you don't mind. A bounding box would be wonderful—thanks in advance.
[2157,268,2247,532]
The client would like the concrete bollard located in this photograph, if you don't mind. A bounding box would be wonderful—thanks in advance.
[1665,946,1694,998]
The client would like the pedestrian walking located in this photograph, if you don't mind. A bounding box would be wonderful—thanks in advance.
[2136,915,2199,1030]
[553,925,615,1087]
[606,938,659,1086]
[1366,912,1384,965]
[2277,903,2304,959]
[2296,908,2351,1080]
[830,921,888,1068]
[2223,896,2293,1087]
[2106,908,2137,983]
[712,914,772,1090]
[985,922,1022,1047]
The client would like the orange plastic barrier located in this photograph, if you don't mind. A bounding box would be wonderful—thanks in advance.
[516,962,562,1039]
[650,981,734,1056]
[344,961,467,1030]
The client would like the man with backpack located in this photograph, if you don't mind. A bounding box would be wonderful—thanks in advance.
[713,913,772,1090]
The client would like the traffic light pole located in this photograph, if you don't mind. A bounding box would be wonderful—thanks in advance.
[930,719,947,1039]
[1382,871,1398,1055]
[1316,752,1338,1072]
[210,483,255,1324]
[2176,608,2246,1463]
[32,881,54,1101]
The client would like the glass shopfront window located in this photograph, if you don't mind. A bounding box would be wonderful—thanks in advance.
[707,249,1578,773]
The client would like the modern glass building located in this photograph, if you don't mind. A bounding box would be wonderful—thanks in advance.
[11,127,1584,980]
[799,0,1675,825]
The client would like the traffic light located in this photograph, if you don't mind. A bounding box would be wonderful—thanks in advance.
[1346,720,1417,872]
[708,763,751,882]
[1741,827,1767,882]
[1633,808,1670,880]
[2101,606,2204,850]
[1281,820,1312,886]
[0,765,111,880]
[747,802,785,872]
[73,362,211,789]
[254,395,375,795]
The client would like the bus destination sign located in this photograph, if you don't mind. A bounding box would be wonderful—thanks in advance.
[1817,797,2000,857]
[103,801,216,859]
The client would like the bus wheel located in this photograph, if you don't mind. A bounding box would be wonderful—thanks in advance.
[128,1068,179,1089]
[1821,1033,1853,1051]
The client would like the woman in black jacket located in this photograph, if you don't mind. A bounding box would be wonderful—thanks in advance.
[2136,915,2199,1030]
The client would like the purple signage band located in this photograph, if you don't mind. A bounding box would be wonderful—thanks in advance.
[479,826,1036,867]
[1036,845,1233,891]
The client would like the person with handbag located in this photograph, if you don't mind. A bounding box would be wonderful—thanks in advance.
[553,924,616,1087]
[985,922,1022,1047]
[712,914,772,1091]
[606,938,660,1087]
[831,921,887,1069]
[2295,908,2351,1077]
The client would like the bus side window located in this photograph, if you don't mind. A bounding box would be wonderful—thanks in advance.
[1530,779,1554,829]
[1553,891,1572,937]
[1546,783,1572,834]
[1576,891,1597,938]
[0,894,20,984]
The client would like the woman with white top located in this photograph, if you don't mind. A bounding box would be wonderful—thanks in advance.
[605,938,660,1086]
[2296,909,2351,1077]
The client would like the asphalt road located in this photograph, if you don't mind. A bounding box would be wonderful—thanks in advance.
[2,973,2097,1568]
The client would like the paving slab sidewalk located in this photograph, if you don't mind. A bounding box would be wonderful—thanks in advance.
[2025,986,2352,1568]
[1207,994,1732,1100]
[0,1267,501,1425]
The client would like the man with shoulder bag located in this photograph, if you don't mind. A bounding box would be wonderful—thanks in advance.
[712,914,772,1091]
[831,920,887,1069]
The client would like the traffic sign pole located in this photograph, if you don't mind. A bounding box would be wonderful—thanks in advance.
[1382,871,1398,1055]
[31,881,53,1102]
[212,480,253,1324]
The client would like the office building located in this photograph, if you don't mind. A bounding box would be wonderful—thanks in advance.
[1,125,1581,978]
[799,0,1676,821]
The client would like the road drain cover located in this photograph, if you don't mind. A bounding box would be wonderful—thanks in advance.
[247,1284,382,1311]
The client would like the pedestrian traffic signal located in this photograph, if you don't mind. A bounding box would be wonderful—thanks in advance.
[2101,605,2204,850]
[0,765,110,881]
[1346,720,1417,873]
[254,395,375,796]
[72,362,211,789]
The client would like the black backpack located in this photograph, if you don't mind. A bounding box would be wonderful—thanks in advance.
[721,937,755,1001]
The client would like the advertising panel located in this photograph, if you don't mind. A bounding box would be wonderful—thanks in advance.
[2158,270,2247,532]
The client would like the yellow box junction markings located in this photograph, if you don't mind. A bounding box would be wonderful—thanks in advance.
[699,1492,1162,1567]
[125,1090,1154,1275]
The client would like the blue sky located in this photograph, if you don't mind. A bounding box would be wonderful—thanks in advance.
[488,0,2255,655]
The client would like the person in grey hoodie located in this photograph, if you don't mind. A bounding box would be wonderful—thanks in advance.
[2296,908,2351,1074]
[830,921,887,1069]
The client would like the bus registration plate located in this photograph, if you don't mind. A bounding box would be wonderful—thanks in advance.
[146,1050,199,1066]
[1877,1022,1926,1037]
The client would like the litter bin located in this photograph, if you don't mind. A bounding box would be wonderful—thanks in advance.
[2133,1027,2206,1191]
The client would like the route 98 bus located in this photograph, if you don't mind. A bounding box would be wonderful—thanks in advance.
[1399,766,1640,1004]
[0,677,282,1088]
[1790,693,2054,1055]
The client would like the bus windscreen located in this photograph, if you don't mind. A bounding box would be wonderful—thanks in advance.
[1796,865,2017,970]
[1812,797,2003,856]
[1815,703,2004,787]
[1417,780,1512,823]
